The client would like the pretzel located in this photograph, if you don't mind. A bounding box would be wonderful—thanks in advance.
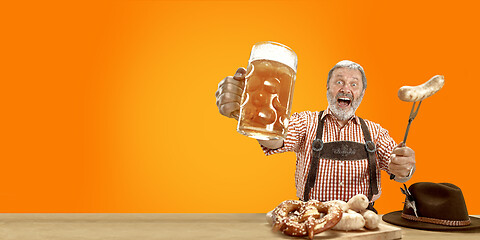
[271,200,304,232]
[271,200,343,239]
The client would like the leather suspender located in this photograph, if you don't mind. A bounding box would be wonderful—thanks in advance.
[303,111,325,201]
[359,117,379,201]
[303,111,379,201]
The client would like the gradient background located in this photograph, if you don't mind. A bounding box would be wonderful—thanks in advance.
[1,0,479,214]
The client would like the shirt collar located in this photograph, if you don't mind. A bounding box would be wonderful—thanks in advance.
[321,107,360,125]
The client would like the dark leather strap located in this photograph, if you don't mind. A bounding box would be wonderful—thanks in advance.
[367,202,378,214]
[319,141,368,160]
[303,111,324,201]
[358,117,379,201]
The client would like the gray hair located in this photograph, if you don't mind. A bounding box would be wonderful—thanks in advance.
[327,60,367,91]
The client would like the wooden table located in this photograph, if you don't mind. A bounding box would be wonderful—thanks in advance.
[0,213,478,240]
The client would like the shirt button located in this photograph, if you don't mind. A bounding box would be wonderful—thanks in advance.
[339,181,344,187]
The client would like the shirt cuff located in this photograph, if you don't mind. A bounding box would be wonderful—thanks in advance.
[261,141,287,156]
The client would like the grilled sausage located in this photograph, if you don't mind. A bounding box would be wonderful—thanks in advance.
[398,75,445,102]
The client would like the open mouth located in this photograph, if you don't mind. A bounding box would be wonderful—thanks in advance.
[337,97,352,108]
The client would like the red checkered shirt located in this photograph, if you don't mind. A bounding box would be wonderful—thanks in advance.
[262,108,396,202]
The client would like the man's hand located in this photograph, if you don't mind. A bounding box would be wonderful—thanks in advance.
[215,67,285,149]
[215,68,247,120]
[389,142,416,178]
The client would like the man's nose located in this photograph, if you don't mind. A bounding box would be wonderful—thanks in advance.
[340,86,353,95]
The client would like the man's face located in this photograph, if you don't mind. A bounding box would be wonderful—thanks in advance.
[326,67,365,121]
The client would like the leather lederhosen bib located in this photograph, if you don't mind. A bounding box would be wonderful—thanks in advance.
[303,111,379,202]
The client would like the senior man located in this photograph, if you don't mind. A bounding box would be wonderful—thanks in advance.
[215,60,415,211]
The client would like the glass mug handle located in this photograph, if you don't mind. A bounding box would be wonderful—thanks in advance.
[230,69,246,120]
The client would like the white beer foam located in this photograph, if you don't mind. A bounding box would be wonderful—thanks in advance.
[249,42,297,73]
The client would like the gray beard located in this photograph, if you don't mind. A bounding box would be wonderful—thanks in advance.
[326,90,364,121]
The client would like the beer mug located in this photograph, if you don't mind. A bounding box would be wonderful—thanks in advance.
[237,41,297,140]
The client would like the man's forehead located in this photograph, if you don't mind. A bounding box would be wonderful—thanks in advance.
[332,67,362,80]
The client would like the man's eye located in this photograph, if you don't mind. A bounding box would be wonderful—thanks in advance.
[352,83,357,87]
[336,80,343,85]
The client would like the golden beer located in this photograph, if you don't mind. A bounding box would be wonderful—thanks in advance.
[237,42,297,140]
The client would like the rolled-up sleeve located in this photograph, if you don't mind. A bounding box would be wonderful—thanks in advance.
[261,112,307,156]
[375,127,397,174]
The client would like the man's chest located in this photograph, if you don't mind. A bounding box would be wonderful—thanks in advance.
[320,120,366,143]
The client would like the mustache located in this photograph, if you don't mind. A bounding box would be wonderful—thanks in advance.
[336,92,353,99]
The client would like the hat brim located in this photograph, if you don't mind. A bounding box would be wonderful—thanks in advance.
[382,211,480,231]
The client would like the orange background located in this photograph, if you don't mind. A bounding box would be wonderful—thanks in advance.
[1,0,479,214]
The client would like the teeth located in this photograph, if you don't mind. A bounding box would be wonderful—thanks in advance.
[339,98,351,101]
